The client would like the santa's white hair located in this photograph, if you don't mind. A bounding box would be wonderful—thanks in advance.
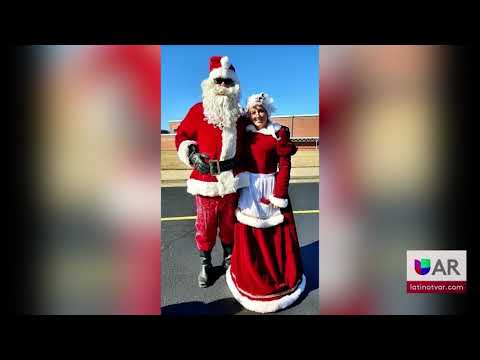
[201,78,242,129]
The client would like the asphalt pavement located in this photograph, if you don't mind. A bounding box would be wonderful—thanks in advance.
[161,182,319,315]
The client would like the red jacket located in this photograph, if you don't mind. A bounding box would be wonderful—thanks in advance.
[244,123,297,202]
[234,122,297,229]
[175,102,249,197]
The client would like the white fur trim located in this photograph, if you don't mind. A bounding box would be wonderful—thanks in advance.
[220,56,230,68]
[246,92,276,115]
[235,209,284,228]
[226,268,306,313]
[215,170,236,197]
[246,122,282,140]
[209,68,239,84]
[177,140,197,167]
[186,175,243,197]
[219,124,236,161]
[187,179,220,197]
[268,195,288,208]
[210,122,238,196]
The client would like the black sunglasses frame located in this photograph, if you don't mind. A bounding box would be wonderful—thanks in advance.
[213,78,235,86]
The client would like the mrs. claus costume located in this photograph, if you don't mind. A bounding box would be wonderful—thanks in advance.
[226,93,306,313]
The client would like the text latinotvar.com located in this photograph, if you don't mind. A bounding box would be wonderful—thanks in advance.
[407,281,467,293]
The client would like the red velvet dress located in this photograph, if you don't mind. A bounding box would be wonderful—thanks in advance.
[226,123,305,313]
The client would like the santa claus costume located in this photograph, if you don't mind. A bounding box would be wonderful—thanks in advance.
[175,56,249,287]
[226,93,305,313]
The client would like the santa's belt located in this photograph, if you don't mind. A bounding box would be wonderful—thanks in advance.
[209,158,235,175]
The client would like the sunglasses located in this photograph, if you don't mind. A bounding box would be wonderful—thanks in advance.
[214,78,234,86]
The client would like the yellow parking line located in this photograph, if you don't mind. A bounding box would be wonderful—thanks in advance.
[161,210,319,222]
[293,210,319,215]
[161,215,197,222]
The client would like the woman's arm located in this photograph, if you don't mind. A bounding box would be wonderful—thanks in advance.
[270,126,297,208]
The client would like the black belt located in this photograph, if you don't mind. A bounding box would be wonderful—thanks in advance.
[209,158,235,175]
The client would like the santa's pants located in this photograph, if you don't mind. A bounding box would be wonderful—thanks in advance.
[194,193,238,252]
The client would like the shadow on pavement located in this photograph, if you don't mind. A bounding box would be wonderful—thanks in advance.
[301,240,319,294]
[163,241,319,316]
[162,298,243,316]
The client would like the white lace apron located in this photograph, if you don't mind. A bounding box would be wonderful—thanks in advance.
[237,172,283,228]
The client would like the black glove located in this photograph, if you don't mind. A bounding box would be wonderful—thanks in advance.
[188,144,210,174]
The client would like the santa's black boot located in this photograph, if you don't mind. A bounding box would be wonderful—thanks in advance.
[198,251,213,288]
[221,244,233,273]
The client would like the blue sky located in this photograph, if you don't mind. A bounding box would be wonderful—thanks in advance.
[161,45,319,131]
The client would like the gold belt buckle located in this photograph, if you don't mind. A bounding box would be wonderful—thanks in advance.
[209,160,220,175]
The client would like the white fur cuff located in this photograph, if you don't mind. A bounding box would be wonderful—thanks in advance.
[235,209,284,229]
[268,195,288,208]
[186,178,236,198]
[177,140,197,167]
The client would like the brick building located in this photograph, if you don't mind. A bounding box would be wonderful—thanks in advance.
[163,114,319,150]
[161,114,319,185]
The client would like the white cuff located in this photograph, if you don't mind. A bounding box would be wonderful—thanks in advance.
[235,209,284,228]
[268,195,288,208]
[177,140,197,167]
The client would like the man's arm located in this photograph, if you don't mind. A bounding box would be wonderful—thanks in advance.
[175,103,210,174]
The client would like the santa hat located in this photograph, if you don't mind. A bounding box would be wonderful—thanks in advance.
[247,92,276,115]
[208,56,239,84]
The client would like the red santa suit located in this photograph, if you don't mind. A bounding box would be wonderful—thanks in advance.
[175,94,248,252]
[226,122,305,313]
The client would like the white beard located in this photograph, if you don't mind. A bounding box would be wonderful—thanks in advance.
[201,79,241,129]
